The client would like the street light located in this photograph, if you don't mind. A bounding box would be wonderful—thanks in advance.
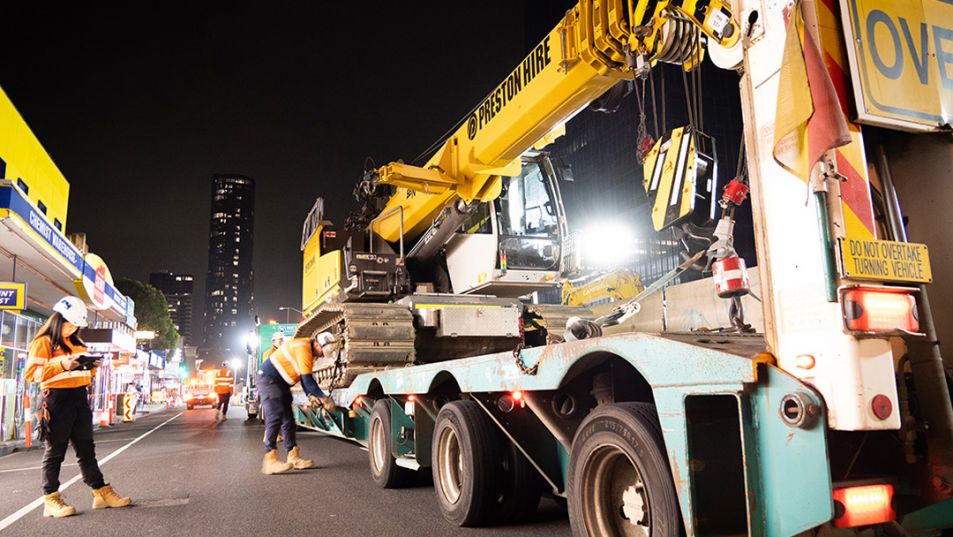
[278,306,304,324]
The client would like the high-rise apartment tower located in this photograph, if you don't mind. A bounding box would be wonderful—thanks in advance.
[149,271,194,345]
[203,174,255,358]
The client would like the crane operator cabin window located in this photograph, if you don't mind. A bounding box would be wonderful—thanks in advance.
[495,161,560,271]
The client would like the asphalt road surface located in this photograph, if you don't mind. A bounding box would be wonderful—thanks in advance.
[0,407,572,536]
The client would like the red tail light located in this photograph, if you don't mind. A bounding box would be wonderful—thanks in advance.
[833,484,895,528]
[841,287,919,335]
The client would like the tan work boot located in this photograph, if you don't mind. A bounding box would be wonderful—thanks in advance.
[286,446,315,469]
[43,492,76,518]
[261,449,293,475]
[91,484,131,509]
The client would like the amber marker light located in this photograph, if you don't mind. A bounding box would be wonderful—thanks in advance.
[794,354,816,369]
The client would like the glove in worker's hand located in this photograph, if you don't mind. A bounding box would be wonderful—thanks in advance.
[309,394,336,412]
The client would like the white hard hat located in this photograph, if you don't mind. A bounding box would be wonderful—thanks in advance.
[272,331,285,342]
[316,332,336,346]
[53,296,89,327]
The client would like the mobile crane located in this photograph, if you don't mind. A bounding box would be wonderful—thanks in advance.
[292,1,953,536]
[299,0,738,387]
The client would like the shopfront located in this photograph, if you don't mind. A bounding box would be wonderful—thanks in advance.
[0,87,139,445]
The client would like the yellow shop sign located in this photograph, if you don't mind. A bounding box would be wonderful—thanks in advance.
[840,0,953,131]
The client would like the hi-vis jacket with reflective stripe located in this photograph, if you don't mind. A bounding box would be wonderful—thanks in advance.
[214,367,234,394]
[262,346,278,362]
[25,336,91,390]
[268,338,316,387]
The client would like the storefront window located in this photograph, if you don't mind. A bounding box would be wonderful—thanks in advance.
[2,312,41,380]
[0,312,15,349]
[14,314,34,350]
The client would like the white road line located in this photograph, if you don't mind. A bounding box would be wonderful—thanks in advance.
[93,437,140,444]
[0,463,77,474]
[0,412,182,532]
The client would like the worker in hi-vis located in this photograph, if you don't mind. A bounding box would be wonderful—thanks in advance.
[258,331,284,436]
[256,332,336,474]
[263,331,284,361]
[213,362,234,421]
[25,296,132,518]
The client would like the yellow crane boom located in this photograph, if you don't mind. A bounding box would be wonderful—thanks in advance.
[370,0,741,243]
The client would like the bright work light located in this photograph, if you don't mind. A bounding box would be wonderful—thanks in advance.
[578,222,635,268]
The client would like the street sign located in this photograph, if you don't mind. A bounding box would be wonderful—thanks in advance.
[839,238,932,283]
[840,0,953,131]
[0,282,26,310]
[122,393,134,422]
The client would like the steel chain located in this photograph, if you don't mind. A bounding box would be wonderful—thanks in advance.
[512,343,539,376]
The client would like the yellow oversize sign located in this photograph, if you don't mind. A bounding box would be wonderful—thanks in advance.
[840,0,953,131]
[839,238,932,283]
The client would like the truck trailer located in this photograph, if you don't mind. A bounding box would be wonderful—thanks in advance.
[288,1,953,535]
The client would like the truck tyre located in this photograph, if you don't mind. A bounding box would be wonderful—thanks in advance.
[568,402,681,537]
[432,400,502,526]
[369,400,413,488]
[495,441,542,524]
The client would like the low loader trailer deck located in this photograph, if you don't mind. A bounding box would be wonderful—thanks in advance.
[294,332,862,536]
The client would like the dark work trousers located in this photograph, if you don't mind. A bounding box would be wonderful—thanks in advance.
[41,387,106,494]
[217,393,232,416]
[257,372,295,452]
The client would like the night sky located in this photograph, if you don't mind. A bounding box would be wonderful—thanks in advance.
[1,3,569,340]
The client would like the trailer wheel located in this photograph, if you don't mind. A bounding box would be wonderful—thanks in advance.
[369,400,413,488]
[432,400,501,526]
[495,441,542,524]
[568,403,681,537]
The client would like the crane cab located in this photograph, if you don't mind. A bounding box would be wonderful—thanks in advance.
[444,153,568,297]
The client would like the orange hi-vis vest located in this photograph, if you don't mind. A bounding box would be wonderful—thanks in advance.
[214,367,234,394]
[268,338,315,386]
[262,346,278,362]
[25,336,92,390]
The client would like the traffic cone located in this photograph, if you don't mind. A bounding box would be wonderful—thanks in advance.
[23,395,32,448]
